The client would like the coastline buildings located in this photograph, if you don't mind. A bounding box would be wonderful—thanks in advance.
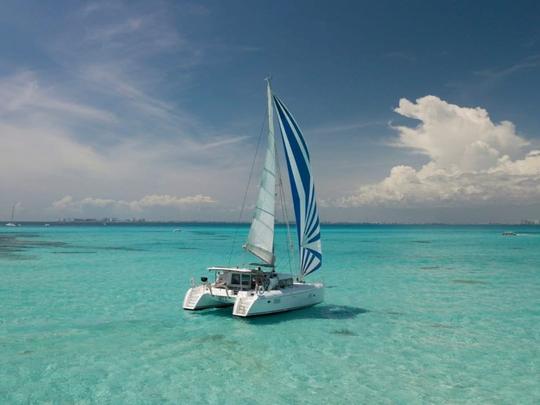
[58,217,147,224]
[521,219,540,225]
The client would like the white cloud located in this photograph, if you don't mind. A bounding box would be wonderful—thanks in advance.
[0,71,116,123]
[85,18,145,42]
[52,196,75,210]
[0,67,251,220]
[52,194,216,212]
[342,96,540,207]
[0,3,252,220]
[127,194,216,210]
[475,54,540,81]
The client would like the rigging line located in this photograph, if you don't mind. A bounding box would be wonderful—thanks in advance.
[275,144,294,276]
[227,106,268,266]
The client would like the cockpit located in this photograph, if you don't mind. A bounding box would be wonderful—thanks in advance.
[206,267,293,292]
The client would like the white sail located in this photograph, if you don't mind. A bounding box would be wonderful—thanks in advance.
[244,81,276,265]
[273,96,322,276]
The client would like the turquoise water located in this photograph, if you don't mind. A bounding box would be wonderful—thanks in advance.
[1,224,539,404]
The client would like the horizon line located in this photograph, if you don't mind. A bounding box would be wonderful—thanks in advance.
[2,221,539,226]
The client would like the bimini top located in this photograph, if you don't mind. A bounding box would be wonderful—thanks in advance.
[207,266,264,273]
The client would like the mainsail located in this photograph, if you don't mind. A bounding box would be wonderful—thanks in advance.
[273,96,322,276]
[244,82,276,265]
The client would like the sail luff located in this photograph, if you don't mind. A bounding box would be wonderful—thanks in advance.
[273,95,322,277]
[244,81,276,265]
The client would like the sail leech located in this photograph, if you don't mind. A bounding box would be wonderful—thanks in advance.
[273,95,322,276]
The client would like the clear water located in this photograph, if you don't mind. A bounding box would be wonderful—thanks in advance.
[1,224,539,404]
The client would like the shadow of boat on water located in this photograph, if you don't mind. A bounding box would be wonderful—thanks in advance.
[202,304,369,324]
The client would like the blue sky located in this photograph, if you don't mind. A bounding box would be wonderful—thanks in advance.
[1,0,539,222]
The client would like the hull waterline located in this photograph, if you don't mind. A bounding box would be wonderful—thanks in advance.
[182,281,324,317]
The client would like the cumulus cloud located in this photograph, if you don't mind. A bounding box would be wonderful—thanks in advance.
[52,194,216,212]
[342,96,540,206]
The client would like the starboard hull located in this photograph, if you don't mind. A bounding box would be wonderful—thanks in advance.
[233,283,324,317]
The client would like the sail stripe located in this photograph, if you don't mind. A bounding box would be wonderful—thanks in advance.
[274,101,305,235]
[273,95,322,276]
[307,219,320,244]
[277,97,311,159]
[306,192,317,234]
[276,106,311,197]
[306,250,322,274]
[280,109,310,164]
[304,253,315,272]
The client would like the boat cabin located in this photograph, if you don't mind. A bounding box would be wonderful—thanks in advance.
[207,267,294,292]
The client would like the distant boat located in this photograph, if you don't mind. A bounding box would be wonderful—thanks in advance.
[183,79,323,317]
[5,203,17,227]
[502,231,517,236]
[44,224,50,227]
[173,228,181,232]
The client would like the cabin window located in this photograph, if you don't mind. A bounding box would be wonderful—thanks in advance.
[278,278,293,288]
[231,273,241,285]
[241,274,251,286]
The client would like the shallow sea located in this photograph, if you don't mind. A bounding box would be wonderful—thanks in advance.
[1,224,539,404]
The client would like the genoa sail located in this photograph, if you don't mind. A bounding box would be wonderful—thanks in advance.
[245,81,276,265]
[273,95,322,276]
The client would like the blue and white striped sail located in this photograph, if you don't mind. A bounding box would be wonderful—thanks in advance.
[273,95,322,276]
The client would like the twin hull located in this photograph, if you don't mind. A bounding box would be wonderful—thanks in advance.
[183,283,324,317]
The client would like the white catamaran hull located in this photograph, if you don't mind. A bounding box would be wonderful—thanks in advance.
[183,285,235,310]
[183,282,324,317]
[233,283,324,317]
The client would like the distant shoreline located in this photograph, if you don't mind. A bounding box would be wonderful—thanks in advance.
[2,221,539,227]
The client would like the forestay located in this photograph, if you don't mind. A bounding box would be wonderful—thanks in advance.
[273,96,322,276]
[244,82,276,265]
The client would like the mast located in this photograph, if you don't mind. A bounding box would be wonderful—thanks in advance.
[244,80,277,265]
[10,203,15,222]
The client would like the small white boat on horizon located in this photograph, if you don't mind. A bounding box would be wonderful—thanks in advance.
[5,203,18,227]
[183,80,324,317]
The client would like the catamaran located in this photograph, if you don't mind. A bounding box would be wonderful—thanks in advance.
[183,80,323,317]
[5,203,17,227]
